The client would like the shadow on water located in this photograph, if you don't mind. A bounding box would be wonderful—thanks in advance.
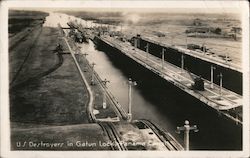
[90,39,242,150]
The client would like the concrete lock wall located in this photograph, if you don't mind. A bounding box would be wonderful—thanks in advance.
[135,37,242,95]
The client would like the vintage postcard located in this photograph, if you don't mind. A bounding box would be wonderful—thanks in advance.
[0,0,249,158]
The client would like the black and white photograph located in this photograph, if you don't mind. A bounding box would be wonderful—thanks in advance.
[0,1,249,158]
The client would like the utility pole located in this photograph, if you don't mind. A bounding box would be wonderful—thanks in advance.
[176,120,198,151]
[127,78,137,122]
[162,48,165,70]
[91,63,96,85]
[218,73,223,99]
[210,65,216,89]
[102,78,110,109]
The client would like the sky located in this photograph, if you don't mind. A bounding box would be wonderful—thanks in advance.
[11,7,241,14]
[7,0,245,14]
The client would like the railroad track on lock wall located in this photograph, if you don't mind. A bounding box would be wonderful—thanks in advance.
[136,119,184,151]
[98,122,127,151]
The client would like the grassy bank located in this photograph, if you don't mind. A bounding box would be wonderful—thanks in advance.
[10,26,90,128]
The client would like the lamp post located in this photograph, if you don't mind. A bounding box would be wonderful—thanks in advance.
[134,38,138,48]
[83,53,88,58]
[171,35,174,46]
[218,73,223,99]
[186,36,188,49]
[181,53,185,72]
[78,46,82,53]
[102,78,110,109]
[145,43,149,61]
[202,43,206,55]
[161,48,166,70]
[74,46,81,61]
[127,78,137,122]
[91,63,96,85]
[120,24,123,33]
[225,51,229,64]
[82,53,88,72]
[210,65,216,89]
[176,120,198,151]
